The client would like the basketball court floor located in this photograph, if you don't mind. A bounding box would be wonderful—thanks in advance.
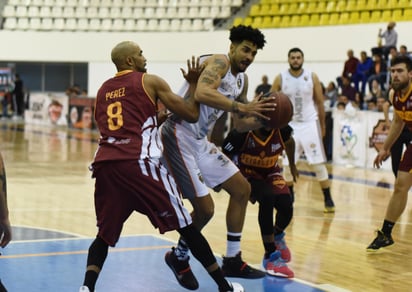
[0,120,411,291]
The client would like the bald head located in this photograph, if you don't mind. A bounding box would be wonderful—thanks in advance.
[111,41,146,72]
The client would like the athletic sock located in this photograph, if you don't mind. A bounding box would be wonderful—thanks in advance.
[382,220,395,236]
[174,237,190,261]
[226,232,241,257]
[322,187,332,201]
[84,271,98,291]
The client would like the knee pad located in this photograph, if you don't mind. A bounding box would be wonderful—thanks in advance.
[311,163,329,181]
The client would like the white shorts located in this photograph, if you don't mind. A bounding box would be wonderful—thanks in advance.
[283,120,326,165]
[160,120,239,199]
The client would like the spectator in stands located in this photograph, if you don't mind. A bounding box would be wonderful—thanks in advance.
[377,21,397,60]
[254,74,271,97]
[339,74,359,106]
[353,51,373,97]
[325,81,338,107]
[399,45,412,60]
[367,53,388,92]
[336,49,359,88]
[364,79,386,110]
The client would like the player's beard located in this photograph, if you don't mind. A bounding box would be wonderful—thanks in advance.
[391,78,410,91]
[289,63,302,72]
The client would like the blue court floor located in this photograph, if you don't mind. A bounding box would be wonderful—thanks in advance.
[0,234,325,292]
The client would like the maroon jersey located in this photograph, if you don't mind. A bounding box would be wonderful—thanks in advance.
[238,129,285,181]
[393,84,412,131]
[93,70,162,162]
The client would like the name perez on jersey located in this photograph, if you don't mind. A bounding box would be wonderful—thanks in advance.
[105,87,126,101]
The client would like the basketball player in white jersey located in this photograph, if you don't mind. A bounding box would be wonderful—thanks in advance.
[160,25,277,289]
[271,47,335,213]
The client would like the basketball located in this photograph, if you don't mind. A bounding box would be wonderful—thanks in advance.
[261,91,293,129]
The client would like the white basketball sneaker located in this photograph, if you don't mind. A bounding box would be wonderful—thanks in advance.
[79,286,90,292]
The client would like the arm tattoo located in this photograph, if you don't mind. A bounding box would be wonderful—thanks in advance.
[200,58,227,85]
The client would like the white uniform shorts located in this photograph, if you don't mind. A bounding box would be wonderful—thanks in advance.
[160,121,239,199]
[283,119,326,165]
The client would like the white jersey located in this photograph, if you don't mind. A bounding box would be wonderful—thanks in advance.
[280,69,318,123]
[172,54,245,139]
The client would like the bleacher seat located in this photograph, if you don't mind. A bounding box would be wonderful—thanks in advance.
[249,4,260,16]
[87,7,98,18]
[279,15,290,27]
[15,6,28,17]
[3,17,17,30]
[170,19,181,31]
[261,16,272,28]
[220,6,231,18]
[27,6,40,18]
[381,10,392,21]
[101,19,113,31]
[111,18,124,31]
[252,16,263,28]
[299,14,310,26]
[329,13,339,25]
[65,18,77,30]
[51,6,63,18]
[316,2,326,13]
[62,7,75,18]
[158,19,171,31]
[319,13,329,26]
[309,13,320,26]
[404,8,412,19]
[124,19,136,31]
[89,18,101,30]
[29,18,42,30]
[339,12,349,25]
[53,18,65,30]
[360,11,370,22]
[41,18,53,30]
[203,18,213,30]
[136,19,147,30]
[3,5,16,17]
[349,11,360,24]
[272,15,281,27]
[77,18,89,30]
[180,19,192,31]
[76,6,87,18]
[392,9,403,20]
[16,18,29,30]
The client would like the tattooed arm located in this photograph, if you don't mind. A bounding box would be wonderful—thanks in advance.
[0,152,11,248]
[194,54,275,119]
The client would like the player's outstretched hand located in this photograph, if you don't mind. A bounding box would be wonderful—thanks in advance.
[373,149,390,169]
[237,97,276,120]
[181,56,204,84]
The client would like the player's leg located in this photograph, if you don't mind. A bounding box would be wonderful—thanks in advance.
[80,236,109,292]
[218,172,265,279]
[80,162,132,292]
[160,122,213,288]
[251,179,293,278]
[198,143,265,279]
[367,146,412,251]
[301,120,335,212]
[177,224,244,292]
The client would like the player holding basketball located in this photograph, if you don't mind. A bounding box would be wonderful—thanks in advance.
[222,122,297,278]
[271,47,335,212]
[160,25,276,289]
[79,41,243,292]
[367,55,412,251]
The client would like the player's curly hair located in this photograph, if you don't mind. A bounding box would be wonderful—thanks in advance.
[229,25,266,49]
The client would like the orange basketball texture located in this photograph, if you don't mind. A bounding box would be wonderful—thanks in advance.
[262,92,293,129]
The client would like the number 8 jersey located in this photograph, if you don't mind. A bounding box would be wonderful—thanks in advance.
[93,70,162,162]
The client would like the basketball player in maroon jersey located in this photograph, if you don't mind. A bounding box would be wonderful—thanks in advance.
[79,41,243,292]
[222,125,297,278]
[367,55,412,251]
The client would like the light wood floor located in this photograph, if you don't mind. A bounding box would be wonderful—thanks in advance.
[2,122,411,292]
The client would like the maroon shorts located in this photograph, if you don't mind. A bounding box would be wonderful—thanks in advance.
[92,159,192,246]
[399,143,412,173]
[249,174,290,202]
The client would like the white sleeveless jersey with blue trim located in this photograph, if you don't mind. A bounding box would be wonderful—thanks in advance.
[175,54,245,139]
[280,69,318,123]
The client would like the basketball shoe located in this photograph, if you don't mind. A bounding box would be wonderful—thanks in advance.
[262,251,294,278]
[165,247,199,290]
[324,199,335,213]
[222,252,266,279]
[78,286,90,292]
[274,232,291,262]
[366,230,394,252]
